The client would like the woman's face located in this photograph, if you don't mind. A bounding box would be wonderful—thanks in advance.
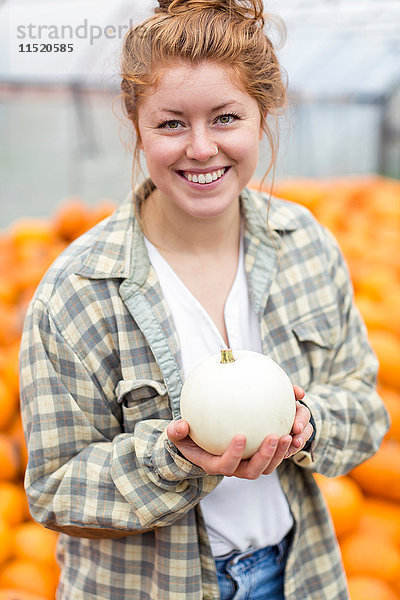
[137,61,263,221]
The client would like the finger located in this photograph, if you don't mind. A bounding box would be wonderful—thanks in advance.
[166,419,190,443]
[262,435,292,475]
[287,435,303,456]
[286,422,314,457]
[291,402,310,435]
[238,435,280,480]
[293,385,306,401]
[215,435,247,476]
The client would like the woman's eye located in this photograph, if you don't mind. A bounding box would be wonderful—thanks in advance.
[217,113,238,125]
[159,120,182,130]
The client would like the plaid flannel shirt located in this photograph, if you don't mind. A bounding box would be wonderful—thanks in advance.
[20,182,389,599]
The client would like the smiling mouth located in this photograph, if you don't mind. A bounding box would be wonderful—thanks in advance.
[179,167,229,185]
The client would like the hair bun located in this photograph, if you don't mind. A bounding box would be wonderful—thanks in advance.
[155,0,174,13]
[155,1,264,26]
[157,0,173,10]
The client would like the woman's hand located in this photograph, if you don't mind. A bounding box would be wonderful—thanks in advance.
[168,384,314,479]
[167,418,293,479]
[283,384,314,460]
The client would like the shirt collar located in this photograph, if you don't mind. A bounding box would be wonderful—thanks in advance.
[241,185,300,234]
[75,180,298,280]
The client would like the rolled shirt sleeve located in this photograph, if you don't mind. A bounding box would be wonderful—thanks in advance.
[20,298,220,537]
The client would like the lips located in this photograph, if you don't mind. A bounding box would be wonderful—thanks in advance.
[179,167,229,185]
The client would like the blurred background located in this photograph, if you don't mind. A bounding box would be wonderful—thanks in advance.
[0,2,400,600]
[0,0,399,225]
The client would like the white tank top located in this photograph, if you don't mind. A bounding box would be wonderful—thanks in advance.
[144,232,293,557]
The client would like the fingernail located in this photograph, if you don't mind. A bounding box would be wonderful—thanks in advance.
[269,437,278,447]
[236,435,246,446]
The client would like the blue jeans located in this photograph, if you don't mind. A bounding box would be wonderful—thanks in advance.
[214,530,292,600]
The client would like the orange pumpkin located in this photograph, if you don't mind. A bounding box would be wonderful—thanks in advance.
[0,435,21,482]
[0,379,19,433]
[0,560,57,600]
[350,440,400,501]
[0,517,12,566]
[0,590,49,600]
[12,522,58,566]
[378,386,400,442]
[358,497,400,545]
[90,200,118,227]
[52,199,91,242]
[347,575,399,600]
[314,474,363,538]
[0,482,30,526]
[368,330,400,391]
[340,531,400,582]
[270,178,327,212]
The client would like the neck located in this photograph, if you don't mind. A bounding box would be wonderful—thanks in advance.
[140,189,241,256]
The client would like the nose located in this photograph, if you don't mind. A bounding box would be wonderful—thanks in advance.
[186,127,217,162]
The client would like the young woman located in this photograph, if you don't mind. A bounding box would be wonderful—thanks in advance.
[19,1,389,599]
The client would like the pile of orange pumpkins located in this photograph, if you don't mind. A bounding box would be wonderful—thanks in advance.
[0,176,398,599]
[273,175,400,600]
[0,199,117,600]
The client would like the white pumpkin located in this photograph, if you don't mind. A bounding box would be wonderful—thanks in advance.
[180,349,296,459]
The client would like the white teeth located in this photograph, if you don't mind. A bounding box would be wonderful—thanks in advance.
[183,168,226,184]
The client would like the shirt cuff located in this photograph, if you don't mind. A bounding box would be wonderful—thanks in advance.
[292,399,316,467]
[154,427,208,482]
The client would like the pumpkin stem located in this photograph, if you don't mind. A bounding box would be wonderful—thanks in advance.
[220,348,235,364]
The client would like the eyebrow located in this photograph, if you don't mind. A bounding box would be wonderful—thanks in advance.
[153,101,244,115]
